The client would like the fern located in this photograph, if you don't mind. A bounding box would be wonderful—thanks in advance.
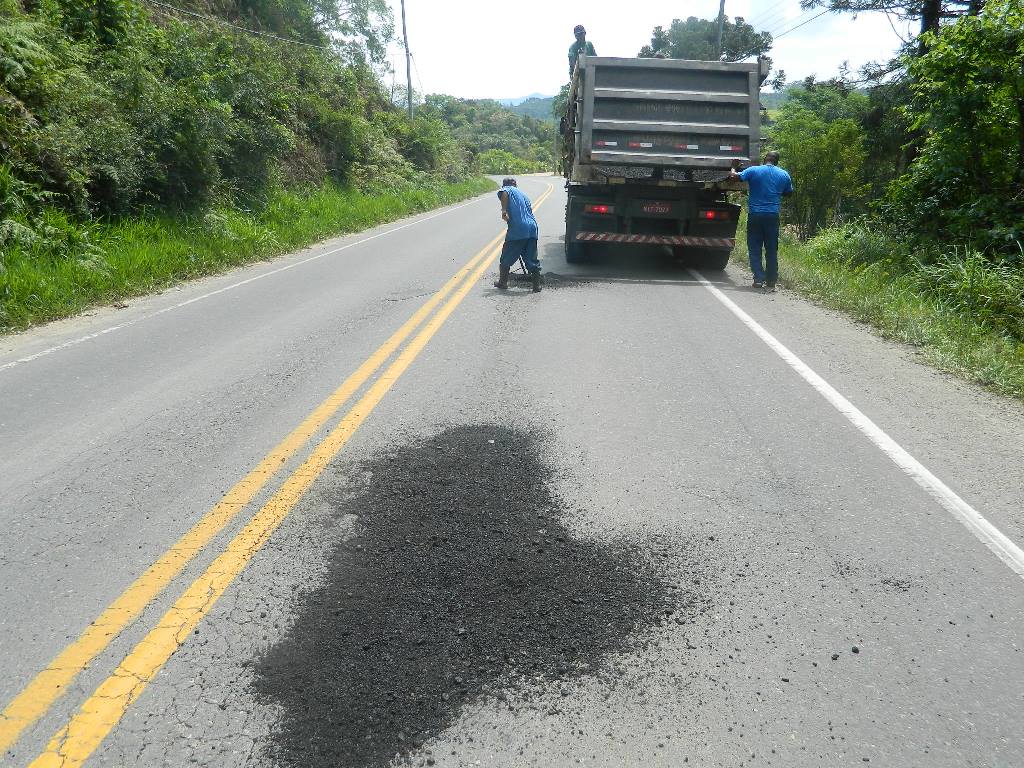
[0,18,51,85]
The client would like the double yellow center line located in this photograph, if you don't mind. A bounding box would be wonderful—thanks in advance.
[3,183,552,767]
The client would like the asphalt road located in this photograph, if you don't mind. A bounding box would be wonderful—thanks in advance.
[2,175,1023,768]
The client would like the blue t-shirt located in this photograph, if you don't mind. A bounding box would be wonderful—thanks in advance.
[739,164,794,215]
[498,186,539,241]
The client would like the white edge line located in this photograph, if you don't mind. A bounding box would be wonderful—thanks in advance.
[688,268,1024,580]
[1,194,490,373]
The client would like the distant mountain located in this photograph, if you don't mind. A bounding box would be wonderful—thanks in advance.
[506,96,557,123]
[497,92,551,106]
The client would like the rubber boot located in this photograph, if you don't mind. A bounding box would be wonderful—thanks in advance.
[493,265,510,290]
[531,271,542,293]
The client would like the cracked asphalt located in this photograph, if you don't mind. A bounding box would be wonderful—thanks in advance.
[2,176,1023,767]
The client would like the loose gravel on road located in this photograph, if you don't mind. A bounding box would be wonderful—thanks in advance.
[254,425,677,768]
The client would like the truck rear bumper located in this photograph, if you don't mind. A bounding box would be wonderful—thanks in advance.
[575,232,735,248]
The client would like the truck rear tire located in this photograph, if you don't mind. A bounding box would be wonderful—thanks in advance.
[565,240,588,264]
[702,250,732,271]
[673,247,732,271]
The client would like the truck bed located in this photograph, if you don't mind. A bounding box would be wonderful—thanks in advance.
[566,56,764,175]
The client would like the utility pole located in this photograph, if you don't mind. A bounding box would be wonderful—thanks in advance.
[400,0,413,118]
[715,0,726,59]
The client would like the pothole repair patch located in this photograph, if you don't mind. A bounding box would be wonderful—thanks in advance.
[253,424,675,768]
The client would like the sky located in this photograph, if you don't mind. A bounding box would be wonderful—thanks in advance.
[381,0,914,99]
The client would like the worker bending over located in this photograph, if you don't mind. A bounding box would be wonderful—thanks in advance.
[494,178,541,293]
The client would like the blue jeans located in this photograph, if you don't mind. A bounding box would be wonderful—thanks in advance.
[499,238,541,273]
[747,213,780,283]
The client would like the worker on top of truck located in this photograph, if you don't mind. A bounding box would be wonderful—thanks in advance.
[568,25,595,79]
[730,151,794,292]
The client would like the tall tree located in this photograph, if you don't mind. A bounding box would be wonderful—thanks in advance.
[638,16,772,63]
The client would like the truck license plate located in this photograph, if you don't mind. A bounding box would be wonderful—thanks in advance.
[642,202,672,214]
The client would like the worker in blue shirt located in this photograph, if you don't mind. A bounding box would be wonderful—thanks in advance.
[731,151,794,292]
[494,178,541,293]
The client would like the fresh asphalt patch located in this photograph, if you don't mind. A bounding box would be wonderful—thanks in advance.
[507,272,585,290]
[253,425,679,768]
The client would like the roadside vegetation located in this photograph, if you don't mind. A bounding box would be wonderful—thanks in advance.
[1,178,493,330]
[0,0,541,332]
[730,0,1023,400]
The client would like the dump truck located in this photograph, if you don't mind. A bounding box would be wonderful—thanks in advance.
[561,55,767,267]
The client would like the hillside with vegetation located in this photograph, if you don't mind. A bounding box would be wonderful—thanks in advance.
[506,96,556,123]
[419,95,555,174]
[0,0,499,330]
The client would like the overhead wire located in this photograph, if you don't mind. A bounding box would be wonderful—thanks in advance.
[745,4,798,30]
[744,0,809,30]
[770,7,831,39]
[762,4,827,36]
[721,1,831,55]
[720,2,824,61]
[410,52,426,99]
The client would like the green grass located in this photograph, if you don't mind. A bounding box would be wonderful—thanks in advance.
[733,220,1024,401]
[0,178,496,333]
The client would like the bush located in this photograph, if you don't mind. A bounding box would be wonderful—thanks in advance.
[805,221,1024,343]
[477,149,539,175]
[768,107,868,239]
[878,3,1024,254]
[913,248,1024,341]
[805,221,909,271]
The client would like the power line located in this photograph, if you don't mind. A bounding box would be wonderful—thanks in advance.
[771,7,831,38]
[142,0,333,50]
[728,2,824,43]
[410,52,426,99]
[760,4,824,35]
[721,3,823,60]
[746,6,793,29]
[745,1,801,29]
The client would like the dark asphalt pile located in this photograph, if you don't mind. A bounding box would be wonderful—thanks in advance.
[254,425,672,768]
[510,272,584,290]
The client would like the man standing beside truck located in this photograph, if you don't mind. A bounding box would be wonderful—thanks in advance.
[731,151,793,292]
[494,178,542,293]
[568,25,595,79]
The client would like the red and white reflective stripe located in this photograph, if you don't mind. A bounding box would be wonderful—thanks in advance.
[719,145,744,151]
[676,143,700,150]
[595,140,618,147]
[628,142,655,149]
[575,232,735,248]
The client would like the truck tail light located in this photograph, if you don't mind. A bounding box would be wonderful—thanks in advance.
[698,210,730,220]
[584,204,615,214]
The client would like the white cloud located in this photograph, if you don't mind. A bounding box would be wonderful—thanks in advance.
[383,0,912,99]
